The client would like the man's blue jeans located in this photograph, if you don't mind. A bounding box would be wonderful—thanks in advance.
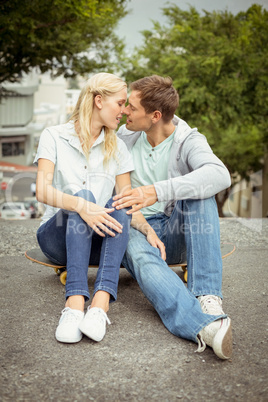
[122,196,225,343]
[37,190,131,302]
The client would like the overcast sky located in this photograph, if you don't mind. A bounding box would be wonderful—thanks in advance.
[116,0,268,53]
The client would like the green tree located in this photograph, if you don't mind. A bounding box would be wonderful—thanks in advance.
[123,4,268,215]
[0,0,129,93]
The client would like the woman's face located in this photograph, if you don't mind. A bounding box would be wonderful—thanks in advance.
[98,88,128,130]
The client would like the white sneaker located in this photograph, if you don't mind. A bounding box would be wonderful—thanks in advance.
[197,317,233,359]
[55,307,85,343]
[79,307,111,342]
[198,295,225,315]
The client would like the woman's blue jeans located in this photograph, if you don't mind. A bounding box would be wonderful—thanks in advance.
[37,190,131,302]
[122,197,225,343]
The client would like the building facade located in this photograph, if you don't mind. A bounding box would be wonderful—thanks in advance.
[0,72,40,166]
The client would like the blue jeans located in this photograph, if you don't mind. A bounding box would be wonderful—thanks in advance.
[37,190,131,302]
[122,197,225,343]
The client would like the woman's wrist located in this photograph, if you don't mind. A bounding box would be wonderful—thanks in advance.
[72,196,86,213]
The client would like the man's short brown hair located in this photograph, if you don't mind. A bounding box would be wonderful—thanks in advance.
[130,75,179,122]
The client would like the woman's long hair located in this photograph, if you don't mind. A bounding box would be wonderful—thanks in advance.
[69,73,126,164]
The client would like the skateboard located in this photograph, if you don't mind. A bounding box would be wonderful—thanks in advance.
[25,243,235,285]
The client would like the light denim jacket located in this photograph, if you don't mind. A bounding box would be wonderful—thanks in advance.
[117,115,231,216]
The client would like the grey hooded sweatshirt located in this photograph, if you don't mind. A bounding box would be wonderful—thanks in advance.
[117,115,231,216]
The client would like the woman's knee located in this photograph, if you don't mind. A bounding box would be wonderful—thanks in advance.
[114,207,131,226]
[74,189,96,203]
[106,198,131,224]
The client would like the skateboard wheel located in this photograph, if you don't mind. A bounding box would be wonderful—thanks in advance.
[60,271,67,285]
[184,270,187,283]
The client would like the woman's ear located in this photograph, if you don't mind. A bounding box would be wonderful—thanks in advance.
[94,94,103,110]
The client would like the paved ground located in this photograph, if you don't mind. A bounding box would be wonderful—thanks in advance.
[0,218,267,401]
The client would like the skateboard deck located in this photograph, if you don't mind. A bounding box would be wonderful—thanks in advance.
[25,243,235,285]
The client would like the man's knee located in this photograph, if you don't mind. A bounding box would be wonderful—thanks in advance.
[169,198,218,222]
[183,197,217,214]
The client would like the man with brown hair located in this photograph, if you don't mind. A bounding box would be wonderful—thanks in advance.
[113,75,233,359]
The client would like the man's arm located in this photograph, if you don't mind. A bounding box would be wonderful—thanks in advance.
[113,133,231,214]
[155,134,231,203]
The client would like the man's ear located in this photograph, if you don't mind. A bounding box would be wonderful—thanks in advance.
[94,94,103,110]
[151,110,162,123]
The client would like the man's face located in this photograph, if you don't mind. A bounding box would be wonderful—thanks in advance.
[123,90,154,132]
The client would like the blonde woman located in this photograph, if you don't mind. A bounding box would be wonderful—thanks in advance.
[34,73,165,344]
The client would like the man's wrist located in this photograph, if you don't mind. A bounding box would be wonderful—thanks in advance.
[146,226,156,236]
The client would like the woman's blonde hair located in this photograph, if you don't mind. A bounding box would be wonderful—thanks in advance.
[69,72,127,164]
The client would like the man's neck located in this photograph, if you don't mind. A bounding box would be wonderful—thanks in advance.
[145,121,175,148]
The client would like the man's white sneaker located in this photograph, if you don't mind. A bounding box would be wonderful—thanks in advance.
[198,317,233,359]
[198,295,225,315]
[79,307,111,342]
[55,307,84,343]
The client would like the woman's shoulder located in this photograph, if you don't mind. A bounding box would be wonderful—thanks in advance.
[43,122,74,139]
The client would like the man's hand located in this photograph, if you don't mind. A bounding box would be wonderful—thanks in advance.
[113,185,158,214]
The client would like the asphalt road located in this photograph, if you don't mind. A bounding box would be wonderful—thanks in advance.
[0,218,267,401]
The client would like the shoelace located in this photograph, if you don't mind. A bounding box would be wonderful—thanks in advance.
[196,334,206,353]
[87,307,111,325]
[61,308,83,322]
[199,295,224,315]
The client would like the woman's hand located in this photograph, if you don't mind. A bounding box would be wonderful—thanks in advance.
[78,200,123,237]
[146,230,166,261]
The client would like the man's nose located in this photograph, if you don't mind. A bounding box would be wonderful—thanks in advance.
[122,105,130,114]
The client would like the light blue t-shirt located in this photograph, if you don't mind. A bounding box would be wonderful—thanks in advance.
[130,131,174,218]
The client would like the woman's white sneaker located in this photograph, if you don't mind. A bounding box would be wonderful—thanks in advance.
[55,307,85,343]
[79,307,111,342]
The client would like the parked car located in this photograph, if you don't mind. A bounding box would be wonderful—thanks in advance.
[24,198,43,219]
[0,202,31,220]
[24,201,38,218]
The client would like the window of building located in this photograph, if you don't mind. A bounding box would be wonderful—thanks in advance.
[1,136,25,156]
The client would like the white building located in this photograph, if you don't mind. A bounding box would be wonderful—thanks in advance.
[0,72,41,165]
[0,72,73,166]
